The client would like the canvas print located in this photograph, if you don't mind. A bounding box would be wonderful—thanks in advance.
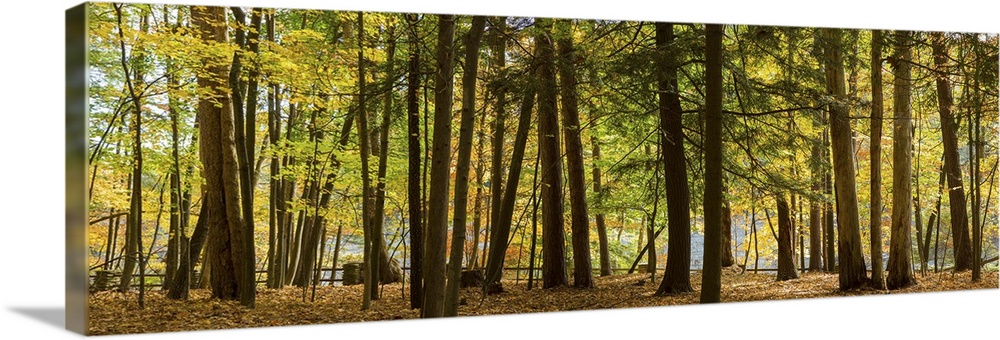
[67,1,999,335]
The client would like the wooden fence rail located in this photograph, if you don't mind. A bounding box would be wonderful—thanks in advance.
[88,266,777,289]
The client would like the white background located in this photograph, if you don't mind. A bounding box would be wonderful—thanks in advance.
[0,0,997,339]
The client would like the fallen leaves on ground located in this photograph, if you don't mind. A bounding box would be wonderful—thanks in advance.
[87,268,998,335]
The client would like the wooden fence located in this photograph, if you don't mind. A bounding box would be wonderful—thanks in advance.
[89,265,875,289]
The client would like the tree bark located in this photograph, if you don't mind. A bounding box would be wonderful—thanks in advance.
[886,30,916,290]
[113,4,143,294]
[822,28,868,290]
[868,29,885,289]
[227,11,257,292]
[968,34,984,282]
[164,9,183,290]
[777,196,799,281]
[654,22,693,295]
[930,32,972,272]
[722,199,735,267]
[356,12,377,309]
[486,17,509,276]
[807,171,823,272]
[555,19,595,288]
[592,137,611,276]
[421,14,456,318]
[536,18,569,289]
[265,11,284,289]
[483,85,537,291]
[372,29,404,286]
[167,199,207,299]
[700,23,724,303]
[192,5,255,307]
[445,16,486,316]
[404,13,423,309]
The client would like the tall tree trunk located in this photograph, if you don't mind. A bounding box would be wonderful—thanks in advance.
[445,16,486,316]
[592,137,611,276]
[930,32,972,272]
[654,22,693,295]
[244,8,262,182]
[227,11,257,292]
[373,30,404,286]
[164,13,182,291]
[527,149,542,290]
[192,5,255,307]
[699,23,724,303]
[113,4,143,295]
[822,28,868,290]
[293,113,323,288]
[422,14,456,318]
[279,102,298,286]
[824,137,836,272]
[969,35,984,282]
[777,196,799,280]
[933,166,945,272]
[355,12,378,309]
[868,29,886,289]
[483,85,537,291]
[555,19,594,288]
[808,114,824,272]
[404,13,423,309]
[886,30,916,289]
[485,17,509,275]
[470,114,486,268]
[536,18,569,289]
[265,12,284,289]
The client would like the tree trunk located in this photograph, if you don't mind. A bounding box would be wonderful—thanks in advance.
[404,13,423,309]
[822,28,868,290]
[192,5,255,307]
[265,12,284,289]
[930,32,973,272]
[486,17,509,276]
[373,30,404,286]
[470,115,486,269]
[167,198,207,299]
[555,19,594,288]
[527,149,542,290]
[421,14,456,318]
[809,117,824,272]
[777,196,799,281]
[592,137,611,276]
[654,22,693,295]
[292,112,323,289]
[227,11,257,295]
[886,30,916,290]
[699,23,724,303]
[968,35,984,282]
[163,9,183,289]
[722,200,735,267]
[822,110,837,273]
[355,12,377,309]
[445,16,486,317]
[113,4,143,294]
[868,29,885,289]
[536,18,569,289]
[483,85,537,290]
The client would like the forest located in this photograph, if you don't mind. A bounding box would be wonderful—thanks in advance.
[83,3,999,334]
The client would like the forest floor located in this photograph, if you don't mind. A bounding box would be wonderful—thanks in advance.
[87,267,999,335]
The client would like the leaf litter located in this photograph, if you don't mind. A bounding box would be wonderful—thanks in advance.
[88,268,998,335]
